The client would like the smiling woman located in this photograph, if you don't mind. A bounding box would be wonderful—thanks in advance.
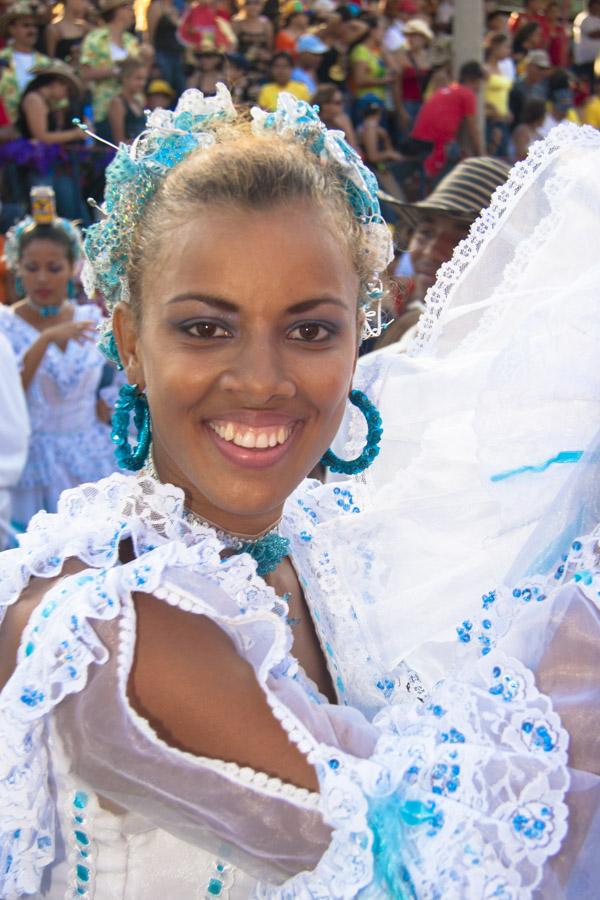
[0,92,598,899]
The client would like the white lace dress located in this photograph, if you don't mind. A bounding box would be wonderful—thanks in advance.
[2,471,596,900]
[0,304,118,529]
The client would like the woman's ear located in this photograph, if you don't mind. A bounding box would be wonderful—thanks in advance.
[112,302,145,389]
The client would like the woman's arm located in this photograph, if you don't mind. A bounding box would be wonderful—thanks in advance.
[19,318,96,390]
[45,21,60,58]
[107,94,127,145]
[21,93,82,144]
[351,57,391,90]
[130,591,319,790]
[146,0,162,45]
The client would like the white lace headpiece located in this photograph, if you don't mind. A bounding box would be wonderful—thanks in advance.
[83,85,394,367]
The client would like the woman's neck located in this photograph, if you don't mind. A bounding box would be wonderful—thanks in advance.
[108,22,124,42]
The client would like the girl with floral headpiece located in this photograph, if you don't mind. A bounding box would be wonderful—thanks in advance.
[0,190,120,531]
[0,91,597,898]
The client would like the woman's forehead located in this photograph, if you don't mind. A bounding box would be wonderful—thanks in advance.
[144,203,358,311]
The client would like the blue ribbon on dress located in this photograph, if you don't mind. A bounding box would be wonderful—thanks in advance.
[490,451,584,483]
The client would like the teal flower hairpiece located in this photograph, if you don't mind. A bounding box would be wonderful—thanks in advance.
[83,84,393,367]
[4,214,84,272]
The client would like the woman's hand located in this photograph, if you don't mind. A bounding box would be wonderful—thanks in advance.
[45,319,97,346]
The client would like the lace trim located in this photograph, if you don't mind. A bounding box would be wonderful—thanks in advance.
[120,585,320,808]
[409,124,600,357]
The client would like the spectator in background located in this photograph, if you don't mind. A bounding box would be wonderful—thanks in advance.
[146,0,185,98]
[358,94,407,199]
[223,51,257,105]
[15,61,89,221]
[411,59,484,179]
[508,48,550,127]
[368,156,511,353]
[392,17,433,132]
[0,331,29,549]
[102,57,146,144]
[291,33,328,97]
[382,0,418,55]
[313,82,359,148]
[349,14,391,105]
[146,76,176,109]
[573,0,600,89]
[511,95,546,159]
[177,0,237,54]
[315,7,366,92]
[232,0,273,72]
[17,59,82,146]
[257,51,309,110]
[508,0,550,50]
[582,73,600,128]
[540,68,580,134]
[545,1,569,67]
[0,2,51,123]
[187,35,224,94]
[45,0,91,65]
[274,2,308,56]
[80,0,144,123]
[512,21,543,70]
[484,33,513,158]
[486,7,510,36]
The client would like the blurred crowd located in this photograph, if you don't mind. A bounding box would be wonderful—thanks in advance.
[0,0,599,234]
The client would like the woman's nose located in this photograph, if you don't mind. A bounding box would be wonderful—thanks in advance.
[219,335,296,404]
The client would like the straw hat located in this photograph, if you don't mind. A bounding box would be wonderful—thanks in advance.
[98,0,132,16]
[380,157,511,230]
[0,1,40,35]
[29,59,83,98]
[403,17,434,43]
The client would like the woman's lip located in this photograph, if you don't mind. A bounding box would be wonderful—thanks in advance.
[205,421,301,470]
[34,289,53,299]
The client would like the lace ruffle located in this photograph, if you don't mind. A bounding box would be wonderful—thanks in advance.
[409,124,600,357]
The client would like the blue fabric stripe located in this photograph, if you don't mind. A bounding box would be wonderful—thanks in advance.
[490,451,584,483]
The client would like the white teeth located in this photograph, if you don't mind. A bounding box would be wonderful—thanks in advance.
[210,421,292,449]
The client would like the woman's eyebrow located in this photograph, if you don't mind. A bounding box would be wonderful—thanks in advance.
[167,293,239,313]
[286,297,347,314]
[166,295,348,314]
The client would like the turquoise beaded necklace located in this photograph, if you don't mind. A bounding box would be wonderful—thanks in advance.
[144,456,289,576]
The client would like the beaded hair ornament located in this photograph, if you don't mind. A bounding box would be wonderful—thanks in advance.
[82,84,394,368]
[3,187,84,271]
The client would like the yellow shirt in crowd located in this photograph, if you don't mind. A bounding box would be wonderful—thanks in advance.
[257,80,310,112]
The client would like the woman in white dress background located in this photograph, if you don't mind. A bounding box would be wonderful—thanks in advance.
[0,192,118,530]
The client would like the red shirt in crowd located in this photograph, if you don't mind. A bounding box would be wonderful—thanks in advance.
[411,82,476,176]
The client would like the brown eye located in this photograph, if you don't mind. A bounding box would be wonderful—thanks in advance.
[186,321,230,339]
[288,323,330,342]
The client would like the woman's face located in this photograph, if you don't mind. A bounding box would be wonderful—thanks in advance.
[406,32,427,52]
[115,3,134,28]
[115,201,360,533]
[124,66,147,94]
[321,91,343,120]
[18,239,73,307]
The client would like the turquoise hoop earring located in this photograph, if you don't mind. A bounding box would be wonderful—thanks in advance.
[67,279,76,299]
[320,389,383,475]
[15,276,25,299]
[111,383,151,470]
